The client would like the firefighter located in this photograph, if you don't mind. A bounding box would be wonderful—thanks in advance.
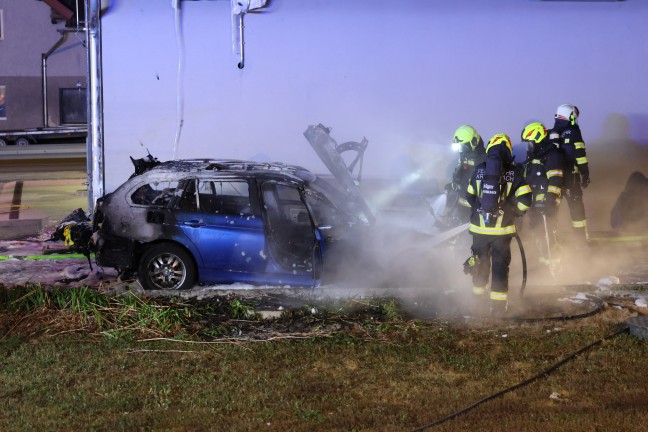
[465,133,533,315]
[552,104,590,243]
[521,122,564,265]
[444,125,486,224]
[611,171,648,232]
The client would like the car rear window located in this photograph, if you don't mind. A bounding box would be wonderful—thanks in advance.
[130,181,180,206]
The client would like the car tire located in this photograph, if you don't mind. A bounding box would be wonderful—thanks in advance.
[0,138,7,146]
[15,137,30,146]
[138,243,196,290]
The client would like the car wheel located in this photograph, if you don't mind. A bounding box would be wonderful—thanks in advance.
[138,243,196,290]
[15,137,30,146]
[0,138,7,146]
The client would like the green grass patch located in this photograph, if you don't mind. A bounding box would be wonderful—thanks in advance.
[0,285,647,431]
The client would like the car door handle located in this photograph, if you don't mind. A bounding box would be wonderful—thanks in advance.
[183,220,206,228]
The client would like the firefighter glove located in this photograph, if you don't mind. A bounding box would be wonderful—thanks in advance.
[445,182,458,192]
[463,255,479,275]
[510,204,526,218]
[502,202,524,218]
[581,175,590,189]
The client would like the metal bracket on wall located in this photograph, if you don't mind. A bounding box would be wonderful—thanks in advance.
[231,0,267,69]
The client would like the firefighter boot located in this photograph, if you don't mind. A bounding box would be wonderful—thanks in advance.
[489,291,508,317]
[469,286,488,316]
[490,300,508,317]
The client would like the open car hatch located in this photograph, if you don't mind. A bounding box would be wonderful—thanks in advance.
[304,124,375,225]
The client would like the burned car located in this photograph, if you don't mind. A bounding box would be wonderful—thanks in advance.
[91,125,374,290]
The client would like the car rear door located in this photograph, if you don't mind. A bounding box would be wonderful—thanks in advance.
[173,178,267,276]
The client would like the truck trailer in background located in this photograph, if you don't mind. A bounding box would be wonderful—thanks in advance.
[0,125,86,146]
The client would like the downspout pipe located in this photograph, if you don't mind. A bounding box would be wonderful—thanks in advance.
[86,0,105,214]
[41,31,68,127]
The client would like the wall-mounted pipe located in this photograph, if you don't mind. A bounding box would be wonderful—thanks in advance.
[231,0,267,69]
[171,0,185,160]
[86,0,105,213]
[41,31,69,127]
[235,12,244,69]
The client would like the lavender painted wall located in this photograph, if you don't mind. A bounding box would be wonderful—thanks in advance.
[102,0,648,229]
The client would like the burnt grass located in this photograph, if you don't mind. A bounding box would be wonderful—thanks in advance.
[1,285,648,431]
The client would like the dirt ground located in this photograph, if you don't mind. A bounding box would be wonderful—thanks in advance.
[1,231,647,325]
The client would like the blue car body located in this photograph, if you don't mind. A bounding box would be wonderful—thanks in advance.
[92,125,373,290]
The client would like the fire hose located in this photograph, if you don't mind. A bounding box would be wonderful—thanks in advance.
[410,325,629,431]
[515,232,528,297]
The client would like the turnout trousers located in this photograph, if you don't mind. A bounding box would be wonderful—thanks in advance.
[470,233,513,295]
[563,172,587,235]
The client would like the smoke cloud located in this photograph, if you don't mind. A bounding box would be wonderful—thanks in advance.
[316,120,648,320]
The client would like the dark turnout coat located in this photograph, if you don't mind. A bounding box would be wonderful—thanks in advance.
[465,163,533,236]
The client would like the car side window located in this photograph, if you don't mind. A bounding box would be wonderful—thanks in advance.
[276,185,312,226]
[130,181,179,207]
[176,179,198,211]
[303,189,342,227]
[197,180,252,216]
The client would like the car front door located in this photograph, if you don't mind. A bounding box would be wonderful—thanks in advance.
[260,181,321,278]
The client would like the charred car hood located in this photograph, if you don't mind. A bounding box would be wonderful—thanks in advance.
[304,124,375,225]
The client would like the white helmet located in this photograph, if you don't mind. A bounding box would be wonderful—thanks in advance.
[555,104,579,124]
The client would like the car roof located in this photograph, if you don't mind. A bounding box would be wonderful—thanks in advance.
[134,159,316,184]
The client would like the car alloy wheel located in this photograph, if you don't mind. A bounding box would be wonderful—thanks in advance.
[139,243,196,290]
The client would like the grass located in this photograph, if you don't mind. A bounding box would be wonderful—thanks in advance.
[0,285,647,431]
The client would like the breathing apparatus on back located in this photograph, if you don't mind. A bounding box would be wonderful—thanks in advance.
[480,133,514,223]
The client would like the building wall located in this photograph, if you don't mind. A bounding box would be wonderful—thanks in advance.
[0,0,86,130]
[96,1,648,229]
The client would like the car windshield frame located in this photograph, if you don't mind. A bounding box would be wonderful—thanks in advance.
[305,176,364,225]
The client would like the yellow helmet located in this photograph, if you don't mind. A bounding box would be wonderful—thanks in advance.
[521,122,547,144]
[452,125,481,152]
[486,133,512,155]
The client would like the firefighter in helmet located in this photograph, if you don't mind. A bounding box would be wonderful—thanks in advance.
[444,125,486,223]
[552,103,590,243]
[521,122,564,265]
[465,133,533,315]
[478,126,518,220]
